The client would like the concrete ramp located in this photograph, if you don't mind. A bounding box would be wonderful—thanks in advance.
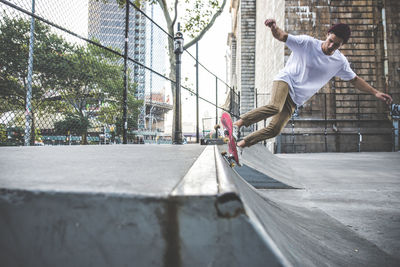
[228,167,398,266]
[237,144,303,188]
[214,145,398,266]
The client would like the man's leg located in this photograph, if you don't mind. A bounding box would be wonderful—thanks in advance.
[234,81,290,129]
[238,94,296,147]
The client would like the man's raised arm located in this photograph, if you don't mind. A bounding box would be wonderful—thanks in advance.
[265,19,288,42]
[350,76,393,105]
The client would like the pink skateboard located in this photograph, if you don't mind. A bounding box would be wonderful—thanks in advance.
[221,112,240,167]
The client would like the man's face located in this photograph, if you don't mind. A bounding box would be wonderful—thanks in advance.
[322,33,344,55]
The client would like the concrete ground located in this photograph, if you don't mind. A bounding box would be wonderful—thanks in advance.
[258,151,400,260]
[1,144,399,266]
[0,144,205,195]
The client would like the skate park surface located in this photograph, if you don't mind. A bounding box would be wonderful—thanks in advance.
[0,144,399,266]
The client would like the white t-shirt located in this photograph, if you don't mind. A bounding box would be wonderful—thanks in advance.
[274,34,356,106]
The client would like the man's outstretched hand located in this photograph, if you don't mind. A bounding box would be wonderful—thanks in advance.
[375,92,393,105]
[264,19,276,29]
[264,18,288,42]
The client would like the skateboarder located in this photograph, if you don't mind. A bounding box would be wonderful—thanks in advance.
[233,19,393,149]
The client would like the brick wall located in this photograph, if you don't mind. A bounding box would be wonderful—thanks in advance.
[385,0,400,104]
[279,0,396,152]
[229,0,398,152]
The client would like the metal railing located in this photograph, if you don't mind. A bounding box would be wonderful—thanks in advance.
[254,90,396,152]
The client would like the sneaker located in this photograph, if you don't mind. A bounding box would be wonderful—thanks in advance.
[232,125,241,141]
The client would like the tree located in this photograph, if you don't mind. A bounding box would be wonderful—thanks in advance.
[54,113,90,139]
[0,15,142,145]
[97,70,143,142]
[54,42,142,144]
[0,14,72,145]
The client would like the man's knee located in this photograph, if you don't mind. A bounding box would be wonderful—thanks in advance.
[268,125,284,138]
[268,104,281,115]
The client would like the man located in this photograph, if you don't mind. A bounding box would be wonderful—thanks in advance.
[233,19,393,149]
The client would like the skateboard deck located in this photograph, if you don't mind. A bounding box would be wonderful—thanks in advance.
[220,112,240,167]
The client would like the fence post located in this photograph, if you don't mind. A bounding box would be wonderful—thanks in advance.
[24,0,35,146]
[230,87,233,115]
[173,24,184,144]
[255,88,258,131]
[122,1,129,144]
[357,94,361,152]
[215,77,218,125]
[238,91,241,118]
[324,93,328,152]
[196,42,199,143]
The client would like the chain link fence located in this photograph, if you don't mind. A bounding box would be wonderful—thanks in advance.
[0,0,238,146]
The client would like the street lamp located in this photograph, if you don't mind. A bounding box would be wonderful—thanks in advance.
[173,24,184,144]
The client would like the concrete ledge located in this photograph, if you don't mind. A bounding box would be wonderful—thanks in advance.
[0,145,285,267]
[171,146,218,196]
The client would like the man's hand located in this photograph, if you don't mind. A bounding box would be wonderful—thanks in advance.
[351,76,393,105]
[375,92,393,105]
[264,19,288,42]
[264,19,276,28]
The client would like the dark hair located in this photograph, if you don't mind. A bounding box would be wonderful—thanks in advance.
[328,23,351,44]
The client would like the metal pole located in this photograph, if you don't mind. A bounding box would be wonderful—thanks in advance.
[394,120,399,151]
[173,24,184,144]
[122,2,129,144]
[215,77,218,125]
[324,93,328,152]
[149,4,154,131]
[238,91,241,118]
[358,94,361,152]
[24,0,35,146]
[230,87,233,114]
[390,104,399,151]
[255,88,258,131]
[196,42,199,143]
[291,118,295,153]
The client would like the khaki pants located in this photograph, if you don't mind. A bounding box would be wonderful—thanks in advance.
[241,81,296,147]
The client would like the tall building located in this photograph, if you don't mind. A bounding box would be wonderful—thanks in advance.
[88,0,171,133]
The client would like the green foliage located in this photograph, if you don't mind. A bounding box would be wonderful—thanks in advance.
[0,126,24,146]
[0,14,72,112]
[0,124,7,144]
[0,15,143,144]
[54,114,90,136]
[182,0,223,38]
